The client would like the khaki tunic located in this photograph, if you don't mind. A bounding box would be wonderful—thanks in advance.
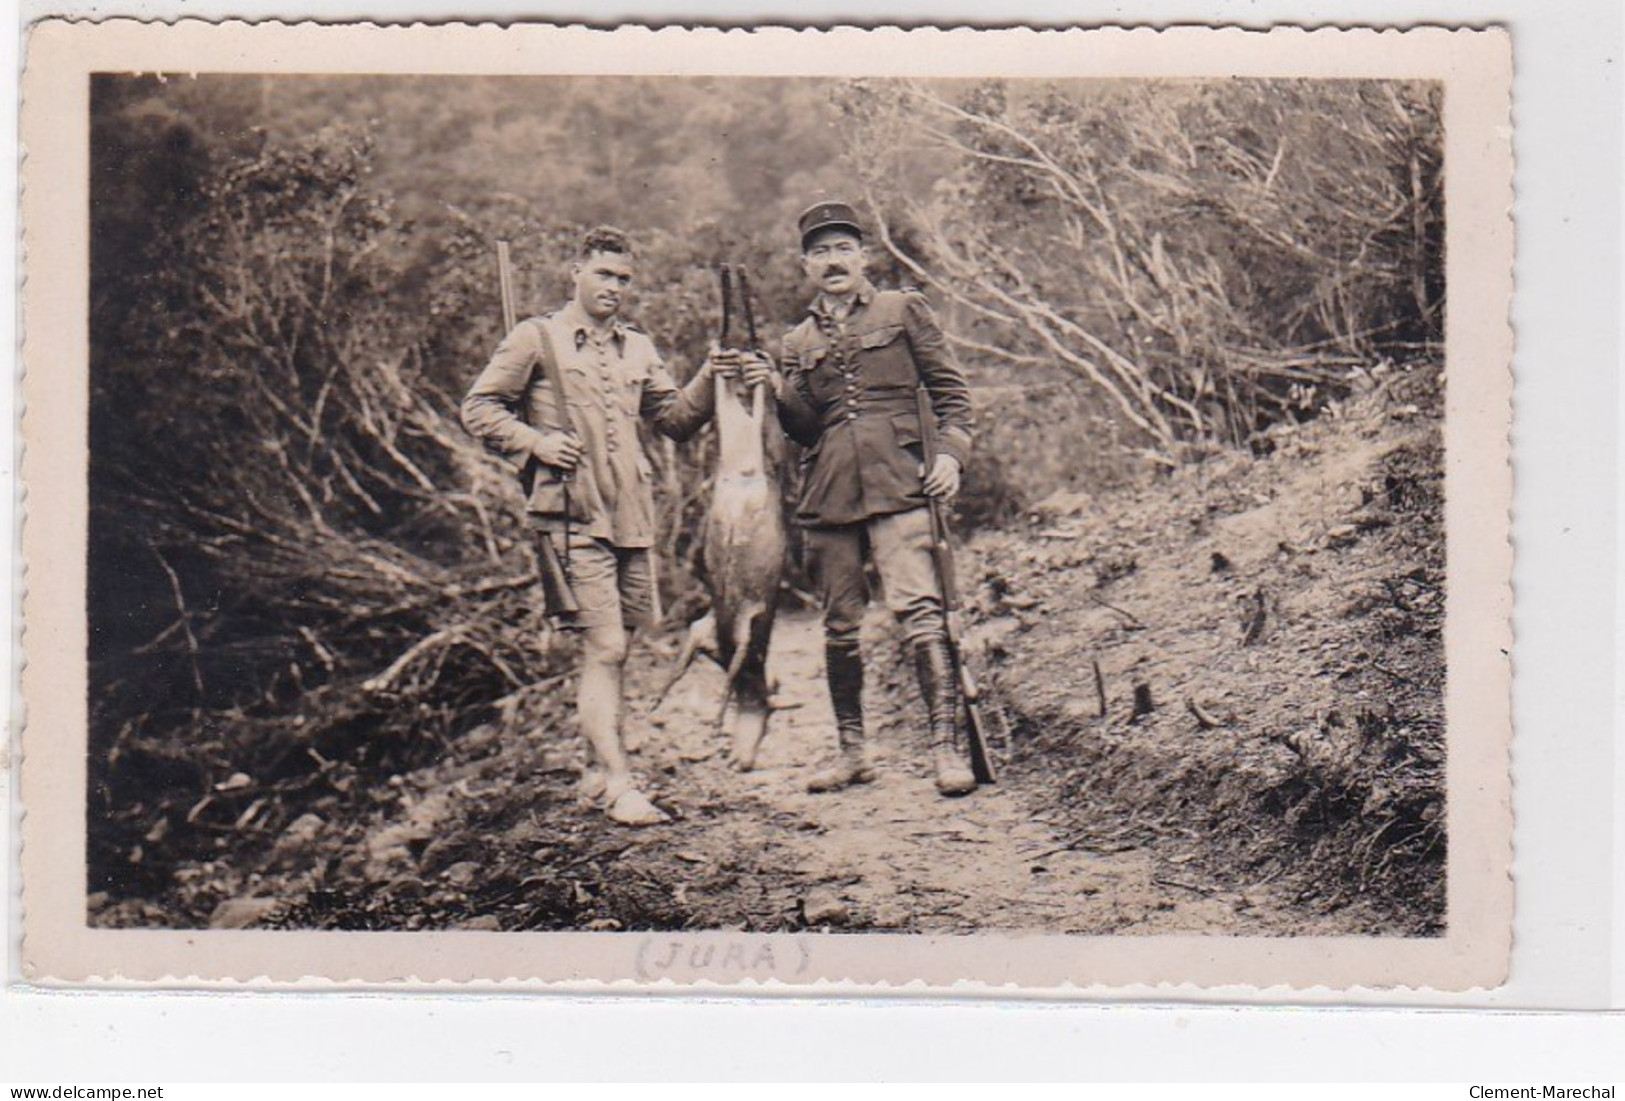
[461,302,714,548]
[777,281,973,528]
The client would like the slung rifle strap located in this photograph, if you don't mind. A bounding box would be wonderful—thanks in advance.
[526,318,576,569]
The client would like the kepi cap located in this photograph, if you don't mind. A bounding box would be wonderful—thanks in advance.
[797,201,864,249]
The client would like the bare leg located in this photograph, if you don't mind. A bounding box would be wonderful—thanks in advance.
[578,628,631,784]
[578,626,665,825]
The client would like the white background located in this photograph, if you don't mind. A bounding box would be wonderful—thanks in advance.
[3,0,1622,1082]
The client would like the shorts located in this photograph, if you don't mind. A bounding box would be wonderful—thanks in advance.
[562,533,655,636]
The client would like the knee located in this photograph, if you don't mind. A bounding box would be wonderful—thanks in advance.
[581,627,630,668]
[824,622,862,649]
[823,602,863,649]
[895,599,946,645]
[823,589,866,647]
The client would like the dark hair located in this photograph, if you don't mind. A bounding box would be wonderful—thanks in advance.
[579,225,634,259]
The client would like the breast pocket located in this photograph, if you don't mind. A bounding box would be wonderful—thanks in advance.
[859,324,906,352]
[800,347,846,407]
[795,343,830,379]
[857,324,916,387]
[621,369,648,418]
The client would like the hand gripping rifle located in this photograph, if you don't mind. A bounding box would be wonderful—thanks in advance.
[497,240,579,624]
[916,387,997,785]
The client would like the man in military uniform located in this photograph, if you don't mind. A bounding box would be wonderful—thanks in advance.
[462,226,734,826]
[752,202,978,797]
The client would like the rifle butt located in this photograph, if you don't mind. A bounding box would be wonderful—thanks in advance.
[955,655,997,784]
[965,702,998,784]
[535,531,581,620]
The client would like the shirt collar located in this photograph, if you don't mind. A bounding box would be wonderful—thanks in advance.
[809,278,877,322]
[560,300,628,349]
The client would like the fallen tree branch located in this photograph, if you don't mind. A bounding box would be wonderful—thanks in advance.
[362,626,467,695]
[146,542,204,696]
[1087,593,1142,627]
[1185,697,1227,730]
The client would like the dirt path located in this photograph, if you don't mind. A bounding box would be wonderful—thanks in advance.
[117,602,1288,935]
[622,607,1258,935]
[94,368,1441,936]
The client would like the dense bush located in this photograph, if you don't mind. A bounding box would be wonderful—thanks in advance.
[837,79,1444,457]
[86,78,832,894]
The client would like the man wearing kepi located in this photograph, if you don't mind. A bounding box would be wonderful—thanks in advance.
[761,201,978,797]
[462,226,728,827]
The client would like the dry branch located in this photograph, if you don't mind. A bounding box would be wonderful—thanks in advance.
[842,78,1441,448]
[1086,592,1142,627]
[1185,697,1227,730]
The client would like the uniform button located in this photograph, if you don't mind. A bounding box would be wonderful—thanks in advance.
[847,411,858,421]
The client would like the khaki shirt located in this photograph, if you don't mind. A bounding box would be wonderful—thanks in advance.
[461,302,714,547]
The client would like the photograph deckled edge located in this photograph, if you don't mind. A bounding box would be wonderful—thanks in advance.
[18,19,1513,993]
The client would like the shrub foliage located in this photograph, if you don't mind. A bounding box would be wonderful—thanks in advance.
[836,79,1443,455]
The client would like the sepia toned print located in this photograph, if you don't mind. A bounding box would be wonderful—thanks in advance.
[20,21,1512,990]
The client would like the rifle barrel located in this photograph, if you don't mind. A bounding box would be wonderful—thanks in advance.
[495,240,578,622]
[915,384,993,782]
[497,240,518,333]
[916,386,938,467]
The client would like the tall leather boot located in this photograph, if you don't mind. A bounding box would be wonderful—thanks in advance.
[807,639,876,793]
[913,635,977,796]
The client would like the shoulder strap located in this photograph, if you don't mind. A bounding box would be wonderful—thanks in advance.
[869,288,909,323]
[524,317,575,434]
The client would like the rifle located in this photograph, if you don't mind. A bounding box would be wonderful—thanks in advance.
[916,386,997,785]
[497,240,580,623]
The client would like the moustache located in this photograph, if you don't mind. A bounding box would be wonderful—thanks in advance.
[821,265,850,276]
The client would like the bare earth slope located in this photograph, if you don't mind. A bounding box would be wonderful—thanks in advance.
[972,362,1447,935]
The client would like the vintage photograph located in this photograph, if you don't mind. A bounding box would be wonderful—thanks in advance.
[21,22,1513,989]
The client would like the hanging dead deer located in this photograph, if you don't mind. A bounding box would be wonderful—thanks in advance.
[650,265,786,770]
